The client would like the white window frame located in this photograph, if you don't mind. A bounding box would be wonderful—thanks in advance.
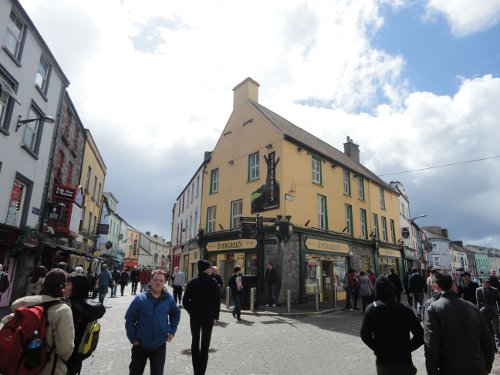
[207,206,216,233]
[210,169,219,193]
[360,209,368,239]
[4,11,24,59]
[231,199,243,229]
[317,194,327,230]
[343,169,351,195]
[312,158,321,184]
[380,187,386,210]
[35,56,49,92]
[358,177,365,200]
[345,204,353,234]
[433,255,440,267]
[381,216,388,241]
[22,107,41,152]
[249,152,259,181]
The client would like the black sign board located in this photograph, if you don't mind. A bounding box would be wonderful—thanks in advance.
[98,224,109,234]
[262,238,278,245]
[401,227,410,238]
[53,185,75,200]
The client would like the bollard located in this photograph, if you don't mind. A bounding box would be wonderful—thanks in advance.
[250,287,255,312]
[287,290,291,313]
[314,284,319,311]
[226,286,231,309]
[333,283,337,309]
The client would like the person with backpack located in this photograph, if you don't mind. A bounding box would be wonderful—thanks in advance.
[1,268,74,375]
[66,272,106,375]
[228,266,244,321]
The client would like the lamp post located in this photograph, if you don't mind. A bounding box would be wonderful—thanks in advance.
[410,214,427,222]
[16,115,55,132]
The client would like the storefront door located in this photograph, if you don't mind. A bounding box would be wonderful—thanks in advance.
[321,261,334,301]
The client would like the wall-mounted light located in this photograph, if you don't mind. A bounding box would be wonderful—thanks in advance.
[16,115,55,132]
[227,160,234,165]
[265,144,273,149]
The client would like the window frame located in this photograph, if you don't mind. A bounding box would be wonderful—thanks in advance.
[360,208,368,239]
[22,106,45,156]
[358,176,365,200]
[85,166,91,192]
[380,187,386,210]
[373,213,379,240]
[381,216,388,242]
[317,194,328,230]
[0,74,17,133]
[248,152,260,181]
[345,204,353,234]
[390,219,396,243]
[3,11,25,61]
[312,156,322,184]
[206,206,216,233]
[35,56,50,94]
[343,169,351,195]
[210,168,219,194]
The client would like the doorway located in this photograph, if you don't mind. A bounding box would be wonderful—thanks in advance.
[321,261,334,301]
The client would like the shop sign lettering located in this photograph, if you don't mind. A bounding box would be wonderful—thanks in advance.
[207,239,257,252]
[305,239,349,254]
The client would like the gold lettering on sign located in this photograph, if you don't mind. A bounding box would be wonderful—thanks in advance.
[305,239,349,254]
[206,239,257,252]
[378,248,401,258]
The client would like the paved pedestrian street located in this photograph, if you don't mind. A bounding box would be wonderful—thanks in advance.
[83,290,500,375]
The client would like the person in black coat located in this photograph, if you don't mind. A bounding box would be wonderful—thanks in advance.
[67,273,106,375]
[130,266,140,295]
[456,271,479,305]
[360,276,423,375]
[387,268,403,303]
[183,260,220,375]
[264,261,277,307]
[228,266,244,321]
[408,268,427,318]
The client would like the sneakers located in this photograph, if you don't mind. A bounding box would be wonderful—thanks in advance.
[272,304,276,307]
[265,304,269,307]
[348,308,354,312]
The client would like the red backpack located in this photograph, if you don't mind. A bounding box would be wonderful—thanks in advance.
[0,300,63,375]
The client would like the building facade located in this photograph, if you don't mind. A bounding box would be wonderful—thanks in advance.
[422,226,452,272]
[197,78,403,304]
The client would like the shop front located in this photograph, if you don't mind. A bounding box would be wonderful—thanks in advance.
[377,247,403,276]
[205,238,258,291]
[304,238,349,303]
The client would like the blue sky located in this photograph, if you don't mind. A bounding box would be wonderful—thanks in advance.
[20,0,500,249]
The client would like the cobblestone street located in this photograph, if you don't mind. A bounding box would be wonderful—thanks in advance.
[81,288,500,374]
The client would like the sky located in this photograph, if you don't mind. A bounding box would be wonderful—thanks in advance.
[19,0,500,247]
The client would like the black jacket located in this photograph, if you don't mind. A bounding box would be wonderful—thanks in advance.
[183,273,220,321]
[0,271,9,293]
[360,276,423,365]
[424,291,494,375]
[212,274,223,288]
[387,272,403,293]
[408,273,427,293]
[457,281,479,305]
[264,267,277,286]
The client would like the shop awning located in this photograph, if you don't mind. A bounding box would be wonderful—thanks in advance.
[44,241,87,256]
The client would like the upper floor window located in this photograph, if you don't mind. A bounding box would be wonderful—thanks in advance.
[390,219,396,243]
[380,187,386,210]
[312,157,322,184]
[231,199,243,229]
[360,209,368,239]
[343,169,351,195]
[85,166,91,191]
[381,216,388,241]
[4,11,24,59]
[373,213,379,240]
[35,56,50,93]
[358,176,365,200]
[248,152,259,181]
[191,183,194,203]
[186,188,190,208]
[93,176,97,200]
[210,168,219,194]
[345,204,353,234]
[207,206,216,233]
[97,183,102,205]
[0,75,18,132]
[22,106,43,154]
[317,194,328,230]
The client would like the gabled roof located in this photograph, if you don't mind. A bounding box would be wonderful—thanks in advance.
[248,100,397,193]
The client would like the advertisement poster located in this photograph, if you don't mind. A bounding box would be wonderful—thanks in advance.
[251,151,280,213]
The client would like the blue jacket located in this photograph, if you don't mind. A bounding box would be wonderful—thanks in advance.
[125,289,181,351]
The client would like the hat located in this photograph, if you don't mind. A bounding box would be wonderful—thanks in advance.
[198,260,211,273]
[75,266,84,274]
[487,276,496,284]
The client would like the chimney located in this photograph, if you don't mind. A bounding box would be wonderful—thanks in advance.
[441,228,449,239]
[233,77,259,110]
[451,240,463,247]
[146,231,151,236]
[154,234,158,239]
[343,136,360,163]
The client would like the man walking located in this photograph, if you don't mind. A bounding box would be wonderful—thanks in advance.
[125,269,180,375]
[111,267,121,297]
[408,268,427,318]
[476,276,500,351]
[171,266,186,306]
[130,266,140,295]
[424,269,494,374]
[97,264,112,304]
[183,260,220,375]
[387,268,403,303]
[264,261,277,307]
[457,271,479,305]
[139,266,151,293]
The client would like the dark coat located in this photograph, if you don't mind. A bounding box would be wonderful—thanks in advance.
[211,274,223,289]
[424,291,494,375]
[0,271,9,293]
[408,273,427,293]
[476,286,500,317]
[228,273,243,294]
[264,267,277,286]
[457,280,479,305]
[360,277,423,365]
[183,273,220,322]
[130,270,140,282]
[119,271,130,284]
[387,272,403,293]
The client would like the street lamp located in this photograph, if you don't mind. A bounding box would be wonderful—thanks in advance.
[16,115,55,132]
[410,214,427,222]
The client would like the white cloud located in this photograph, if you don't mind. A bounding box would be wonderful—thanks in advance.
[18,0,500,247]
[426,0,500,36]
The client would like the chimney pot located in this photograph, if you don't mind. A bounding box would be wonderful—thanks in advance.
[343,136,360,163]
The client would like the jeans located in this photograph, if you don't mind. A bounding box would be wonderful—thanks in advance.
[233,292,242,318]
[412,292,424,317]
[173,286,183,304]
[190,318,214,375]
[346,288,353,309]
[129,344,166,375]
[111,283,118,297]
[266,284,276,305]
[131,281,138,294]
[140,283,148,293]
[120,283,127,296]
[98,288,108,304]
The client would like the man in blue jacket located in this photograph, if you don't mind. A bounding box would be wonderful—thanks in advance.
[125,269,181,375]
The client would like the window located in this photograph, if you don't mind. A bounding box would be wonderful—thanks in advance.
[390,219,396,243]
[381,216,388,241]
[88,212,93,232]
[432,243,437,251]
[194,211,198,234]
[231,199,243,229]
[35,56,50,93]
[380,188,386,209]
[196,176,200,197]
[207,206,216,233]
[345,204,353,234]
[93,215,97,234]
[433,255,440,267]
[248,152,259,181]
[55,150,64,182]
[360,209,368,239]
[343,169,351,195]
[97,183,102,205]
[0,75,17,132]
[312,157,322,184]
[5,180,26,226]
[22,107,43,154]
[4,11,24,59]
[85,166,91,192]
[191,183,194,203]
[210,169,219,193]
[373,213,379,240]
[317,194,328,230]
[358,177,365,200]
[66,162,73,185]
[92,176,97,200]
